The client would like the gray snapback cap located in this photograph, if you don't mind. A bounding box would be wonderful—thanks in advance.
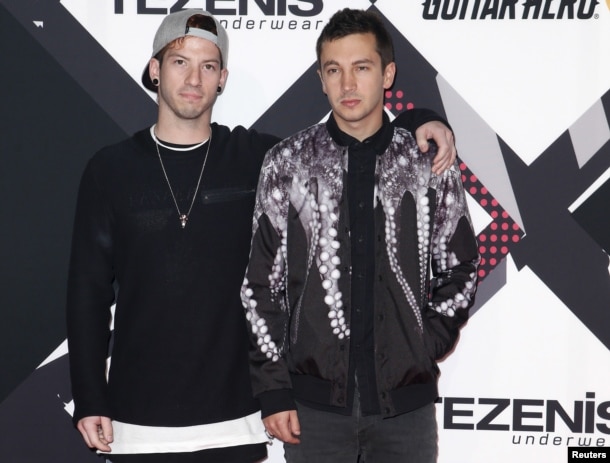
[142,9,229,91]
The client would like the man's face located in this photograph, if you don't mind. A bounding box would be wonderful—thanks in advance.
[317,32,395,141]
[150,36,228,124]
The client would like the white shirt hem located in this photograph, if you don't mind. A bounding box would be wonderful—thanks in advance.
[100,411,267,454]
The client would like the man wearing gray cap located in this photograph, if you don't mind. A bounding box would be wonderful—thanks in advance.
[66,8,456,463]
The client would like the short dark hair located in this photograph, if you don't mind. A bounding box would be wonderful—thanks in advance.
[316,8,394,70]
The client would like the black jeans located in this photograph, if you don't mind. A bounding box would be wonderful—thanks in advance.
[284,393,438,463]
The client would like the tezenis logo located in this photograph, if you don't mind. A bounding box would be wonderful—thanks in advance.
[422,0,600,20]
[439,393,610,447]
[114,0,324,16]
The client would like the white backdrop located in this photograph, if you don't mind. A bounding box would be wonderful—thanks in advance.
[24,1,610,462]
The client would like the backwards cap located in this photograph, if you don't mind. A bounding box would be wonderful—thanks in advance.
[142,9,229,91]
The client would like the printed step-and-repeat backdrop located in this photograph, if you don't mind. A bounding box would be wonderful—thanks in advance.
[1,1,609,462]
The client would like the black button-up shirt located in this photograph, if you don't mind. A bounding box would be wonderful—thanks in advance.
[327,113,394,416]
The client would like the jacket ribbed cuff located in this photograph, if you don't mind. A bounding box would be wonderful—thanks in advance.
[257,389,296,419]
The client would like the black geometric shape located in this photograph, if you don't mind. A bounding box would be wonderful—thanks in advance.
[505,127,610,350]
[0,3,127,403]
[2,0,157,134]
[252,62,329,139]
[0,355,103,462]
[572,178,610,254]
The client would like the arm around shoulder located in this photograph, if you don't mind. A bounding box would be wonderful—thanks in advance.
[393,109,456,173]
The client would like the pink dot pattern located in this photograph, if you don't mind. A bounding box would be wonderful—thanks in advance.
[458,161,524,283]
[386,101,522,284]
[385,90,414,112]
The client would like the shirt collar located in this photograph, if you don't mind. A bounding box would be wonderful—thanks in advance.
[326,111,393,154]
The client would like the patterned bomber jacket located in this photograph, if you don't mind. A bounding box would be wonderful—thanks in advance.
[241,121,480,418]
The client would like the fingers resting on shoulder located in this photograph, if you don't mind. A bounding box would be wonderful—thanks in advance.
[414,120,457,175]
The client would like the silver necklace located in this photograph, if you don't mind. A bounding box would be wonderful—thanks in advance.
[154,130,212,229]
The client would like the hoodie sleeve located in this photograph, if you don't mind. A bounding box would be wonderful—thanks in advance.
[391,107,452,134]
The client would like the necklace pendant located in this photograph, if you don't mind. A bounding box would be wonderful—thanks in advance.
[155,131,211,232]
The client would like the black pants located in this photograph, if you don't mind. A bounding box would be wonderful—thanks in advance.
[284,395,438,463]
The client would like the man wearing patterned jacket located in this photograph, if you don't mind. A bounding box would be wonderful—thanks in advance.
[241,8,480,463]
